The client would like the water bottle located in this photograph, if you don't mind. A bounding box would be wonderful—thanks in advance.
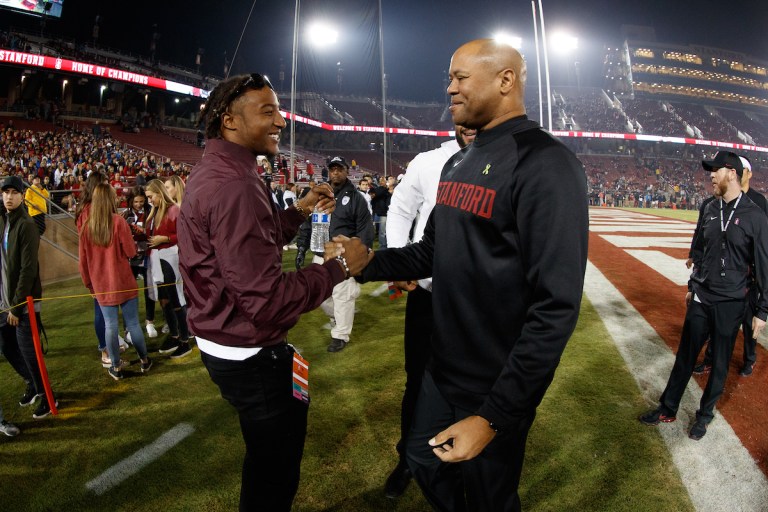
[310,207,331,253]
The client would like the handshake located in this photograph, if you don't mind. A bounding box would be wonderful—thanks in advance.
[323,236,374,277]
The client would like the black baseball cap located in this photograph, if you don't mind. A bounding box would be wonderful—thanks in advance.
[702,151,744,175]
[328,156,349,169]
[1,176,24,193]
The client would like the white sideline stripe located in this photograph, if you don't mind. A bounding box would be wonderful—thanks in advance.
[624,249,692,286]
[600,235,693,249]
[584,261,768,512]
[85,422,195,495]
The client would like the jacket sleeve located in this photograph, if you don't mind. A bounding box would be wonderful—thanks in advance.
[359,209,436,283]
[79,229,93,294]
[752,213,768,321]
[276,206,306,247]
[476,143,588,429]
[387,157,426,249]
[689,199,708,262]
[209,184,345,331]
[296,217,311,249]
[116,216,137,260]
[12,219,40,315]
[355,193,374,248]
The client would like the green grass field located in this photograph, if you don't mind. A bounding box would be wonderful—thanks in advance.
[0,244,693,511]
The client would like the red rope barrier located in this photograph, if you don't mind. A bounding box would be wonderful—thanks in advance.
[27,295,58,416]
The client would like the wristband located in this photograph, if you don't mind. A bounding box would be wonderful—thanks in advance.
[335,255,351,279]
[294,202,310,219]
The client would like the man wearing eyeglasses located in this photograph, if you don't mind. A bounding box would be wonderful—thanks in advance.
[640,150,768,441]
[178,73,370,511]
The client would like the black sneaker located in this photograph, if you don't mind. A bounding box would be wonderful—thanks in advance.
[19,385,43,407]
[0,420,20,437]
[108,366,124,381]
[140,357,153,373]
[33,398,59,419]
[693,362,712,374]
[638,407,676,426]
[739,363,754,377]
[169,342,192,359]
[158,336,180,354]
[327,338,348,353]
[689,419,708,441]
[384,460,412,499]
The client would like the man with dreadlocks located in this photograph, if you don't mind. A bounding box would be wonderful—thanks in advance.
[177,73,370,511]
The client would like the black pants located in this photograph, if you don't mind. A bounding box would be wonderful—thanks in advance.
[0,321,34,387]
[131,265,156,322]
[396,286,433,460]
[660,299,743,423]
[201,343,308,512]
[702,286,757,367]
[406,371,534,512]
[0,314,45,394]
[158,260,188,339]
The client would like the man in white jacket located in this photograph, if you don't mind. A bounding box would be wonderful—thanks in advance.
[382,124,476,498]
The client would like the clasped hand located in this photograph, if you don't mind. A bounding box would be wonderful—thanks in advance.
[299,182,336,215]
[323,235,373,276]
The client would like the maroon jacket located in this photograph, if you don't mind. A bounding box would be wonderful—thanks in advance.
[178,138,345,348]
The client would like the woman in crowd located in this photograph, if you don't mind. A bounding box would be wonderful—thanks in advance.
[163,175,185,206]
[144,179,192,358]
[122,186,160,339]
[75,171,123,367]
[79,183,152,380]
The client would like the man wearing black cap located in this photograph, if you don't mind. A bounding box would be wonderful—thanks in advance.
[689,154,768,376]
[640,150,768,440]
[0,176,57,419]
[297,156,373,352]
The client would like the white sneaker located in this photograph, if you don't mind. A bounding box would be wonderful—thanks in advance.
[322,318,336,330]
[118,336,128,353]
[161,324,170,334]
[125,331,132,344]
[146,323,158,338]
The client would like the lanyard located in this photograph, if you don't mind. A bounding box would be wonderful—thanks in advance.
[719,192,742,233]
[719,192,742,276]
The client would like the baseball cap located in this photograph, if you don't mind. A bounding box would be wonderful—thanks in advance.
[1,176,24,193]
[739,156,752,172]
[328,156,349,169]
[702,151,744,175]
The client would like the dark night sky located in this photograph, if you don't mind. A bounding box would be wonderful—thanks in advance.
[2,0,766,101]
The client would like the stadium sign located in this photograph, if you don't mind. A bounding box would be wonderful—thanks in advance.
[0,47,209,99]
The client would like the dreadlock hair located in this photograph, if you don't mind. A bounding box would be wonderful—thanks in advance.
[199,73,275,140]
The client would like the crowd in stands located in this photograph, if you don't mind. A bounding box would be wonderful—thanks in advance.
[0,118,192,212]
[668,102,734,142]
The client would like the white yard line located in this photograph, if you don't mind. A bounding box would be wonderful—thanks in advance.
[584,261,768,512]
[85,422,195,495]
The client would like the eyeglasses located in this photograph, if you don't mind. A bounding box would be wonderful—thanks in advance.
[213,73,274,118]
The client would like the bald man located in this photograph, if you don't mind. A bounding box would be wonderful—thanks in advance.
[345,39,588,510]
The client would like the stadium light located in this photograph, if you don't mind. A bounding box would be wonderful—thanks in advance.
[550,32,578,54]
[62,79,67,99]
[99,84,107,107]
[306,22,338,48]
[494,32,523,49]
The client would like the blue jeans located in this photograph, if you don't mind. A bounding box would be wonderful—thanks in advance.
[100,297,148,368]
[94,298,106,351]
[374,214,387,249]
